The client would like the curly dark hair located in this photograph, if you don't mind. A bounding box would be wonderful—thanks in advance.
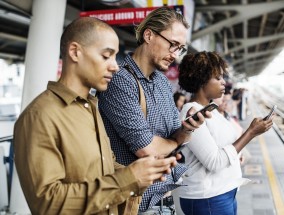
[178,51,228,94]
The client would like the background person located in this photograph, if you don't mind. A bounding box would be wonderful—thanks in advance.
[98,7,210,215]
[13,17,179,215]
[173,91,186,112]
[214,94,251,166]
[214,93,243,136]
[173,51,273,215]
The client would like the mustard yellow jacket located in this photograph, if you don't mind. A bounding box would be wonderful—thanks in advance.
[14,82,142,215]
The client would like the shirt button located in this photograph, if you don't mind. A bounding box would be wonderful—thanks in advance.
[84,103,89,108]
[102,156,105,161]
[130,191,134,196]
[105,204,109,209]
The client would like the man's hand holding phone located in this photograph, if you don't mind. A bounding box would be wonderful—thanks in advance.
[181,109,205,133]
[129,156,178,189]
[173,102,216,153]
[182,102,217,133]
[165,143,187,158]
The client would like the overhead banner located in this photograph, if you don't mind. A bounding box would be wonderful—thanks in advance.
[80,6,184,25]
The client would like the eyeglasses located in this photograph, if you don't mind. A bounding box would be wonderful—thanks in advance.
[152,29,187,56]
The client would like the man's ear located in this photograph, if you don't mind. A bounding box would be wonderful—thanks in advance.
[143,28,153,44]
[68,42,81,62]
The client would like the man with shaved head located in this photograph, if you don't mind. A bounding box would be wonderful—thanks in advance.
[14,17,178,215]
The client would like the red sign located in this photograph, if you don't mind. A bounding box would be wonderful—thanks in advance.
[165,64,179,80]
[80,6,184,25]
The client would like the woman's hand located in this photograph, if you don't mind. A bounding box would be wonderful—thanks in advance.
[247,117,273,137]
[233,116,274,153]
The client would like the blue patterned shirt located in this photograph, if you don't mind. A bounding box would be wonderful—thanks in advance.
[98,54,187,212]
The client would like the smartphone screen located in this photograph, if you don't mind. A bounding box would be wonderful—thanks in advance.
[165,143,186,158]
[185,102,218,122]
[263,105,277,120]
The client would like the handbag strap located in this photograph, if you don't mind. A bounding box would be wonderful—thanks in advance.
[124,64,147,118]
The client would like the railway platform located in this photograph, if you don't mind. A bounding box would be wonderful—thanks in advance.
[237,99,284,215]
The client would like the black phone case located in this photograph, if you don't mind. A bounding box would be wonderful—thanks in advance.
[263,105,276,120]
[165,144,186,158]
[186,102,218,122]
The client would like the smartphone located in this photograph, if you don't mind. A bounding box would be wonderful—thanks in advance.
[165,143,187,158]
[263,105,277,120]
[184,102,219,122]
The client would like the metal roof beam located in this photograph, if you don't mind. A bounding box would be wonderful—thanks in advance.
[192,1,284,40]
[0,52,24,60]
[234,57,274,75]
[0,32,27,42]
[225,32,284,54]
[232,47,283,65]
[234,58,270,69]
[3,0,32,14]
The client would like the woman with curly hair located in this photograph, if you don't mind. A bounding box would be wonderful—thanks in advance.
[173,51,273,215]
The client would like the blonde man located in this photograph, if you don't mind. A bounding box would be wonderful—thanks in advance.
[99,7,209,215]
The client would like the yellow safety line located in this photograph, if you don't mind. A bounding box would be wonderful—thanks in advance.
[147,0,153,7]
[258,135,284,215]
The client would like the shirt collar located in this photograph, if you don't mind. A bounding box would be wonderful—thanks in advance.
[124,53,159,81]
[47,81,96,105]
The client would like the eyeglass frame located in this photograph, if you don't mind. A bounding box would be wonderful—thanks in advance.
[151,29,187,56]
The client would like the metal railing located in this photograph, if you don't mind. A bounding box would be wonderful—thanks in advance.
[0,135,13,212]
[0,135,13,182]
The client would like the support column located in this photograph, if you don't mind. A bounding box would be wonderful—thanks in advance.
[10,0,67,213]
[21,0,67,110]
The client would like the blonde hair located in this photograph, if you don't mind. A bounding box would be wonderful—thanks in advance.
[135,6,189,45]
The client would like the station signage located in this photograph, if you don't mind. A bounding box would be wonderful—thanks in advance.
[80,6,184,25]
